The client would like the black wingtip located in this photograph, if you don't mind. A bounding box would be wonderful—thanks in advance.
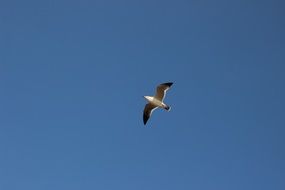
[162,82,173,87]
[143,114,148,125]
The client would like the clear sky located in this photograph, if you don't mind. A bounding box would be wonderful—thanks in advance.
[1,0,285,189]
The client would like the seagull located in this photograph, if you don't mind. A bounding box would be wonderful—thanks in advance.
[143,82,173,125]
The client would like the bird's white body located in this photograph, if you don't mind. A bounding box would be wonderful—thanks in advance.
[144,96,167,109]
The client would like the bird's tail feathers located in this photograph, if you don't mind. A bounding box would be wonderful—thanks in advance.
[165,105,171,111]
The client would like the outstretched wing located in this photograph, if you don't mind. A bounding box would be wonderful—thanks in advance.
[143,103,158,125]
[154,82,173,101]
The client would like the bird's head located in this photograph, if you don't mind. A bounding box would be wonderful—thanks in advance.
[143,96,153,102]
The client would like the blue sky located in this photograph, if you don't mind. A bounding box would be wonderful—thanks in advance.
[1,0,285,189]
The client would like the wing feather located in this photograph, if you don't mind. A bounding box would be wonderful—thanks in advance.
[154,82,173,101]
[143,103,158,125]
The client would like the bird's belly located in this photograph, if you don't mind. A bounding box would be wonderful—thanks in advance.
[150,98,164,107]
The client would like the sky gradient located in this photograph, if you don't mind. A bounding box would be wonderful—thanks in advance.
[1,0,285,189]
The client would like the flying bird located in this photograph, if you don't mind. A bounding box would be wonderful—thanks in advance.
[143,82,173,125]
